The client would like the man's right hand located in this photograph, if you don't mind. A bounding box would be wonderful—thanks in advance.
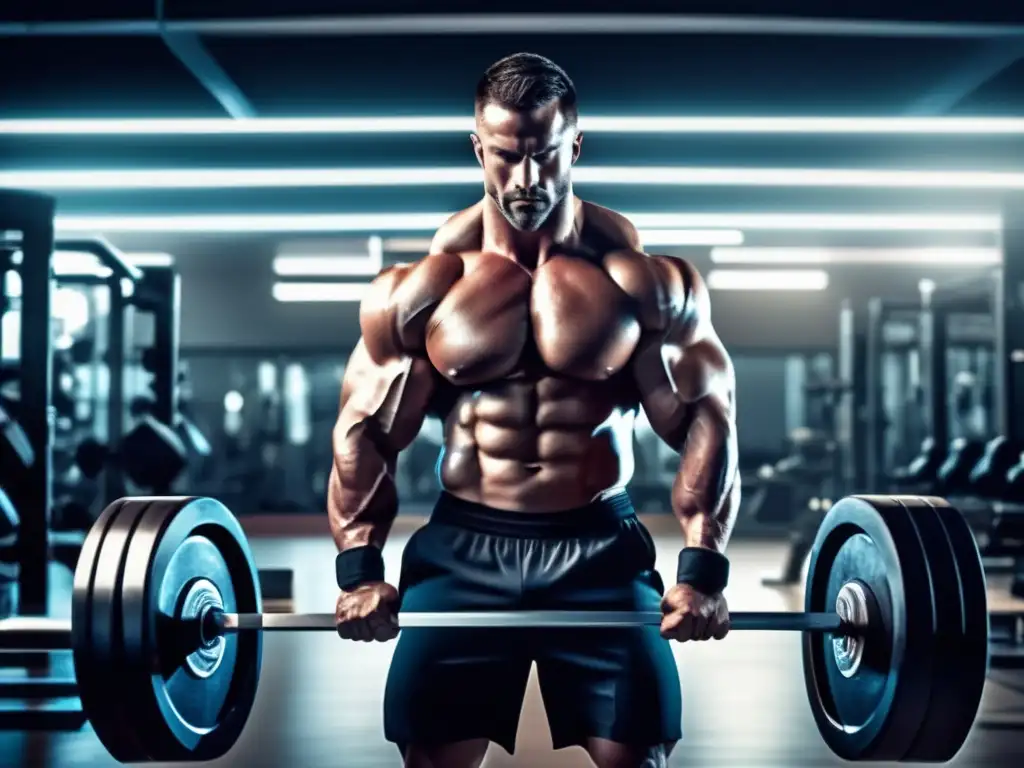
[335,582,400,642]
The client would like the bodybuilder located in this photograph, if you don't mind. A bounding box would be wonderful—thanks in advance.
[329,53,740,768]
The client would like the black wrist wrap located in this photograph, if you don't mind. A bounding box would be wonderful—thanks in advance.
[676,547,730,595]
[335,546,385,591]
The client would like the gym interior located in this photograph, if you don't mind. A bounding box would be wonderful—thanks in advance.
[2,4,1024,766]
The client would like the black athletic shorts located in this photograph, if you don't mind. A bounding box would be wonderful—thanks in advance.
[382,491,683,755]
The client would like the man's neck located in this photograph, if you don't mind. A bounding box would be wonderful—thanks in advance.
[481,193,581,269]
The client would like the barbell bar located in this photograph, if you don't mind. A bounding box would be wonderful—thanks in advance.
[217,609,850,632]
[0,608,849,651]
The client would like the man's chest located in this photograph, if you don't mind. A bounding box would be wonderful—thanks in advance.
[422,254,644,386]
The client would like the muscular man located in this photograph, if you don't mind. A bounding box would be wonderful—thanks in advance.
[329,52,739,768]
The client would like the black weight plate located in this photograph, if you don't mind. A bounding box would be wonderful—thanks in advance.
[907,496,988,761]
[897,496,971,761]
[71,498,155,762]
[117,497,262,761]
[802,496,935,760]
[70,496,126,746]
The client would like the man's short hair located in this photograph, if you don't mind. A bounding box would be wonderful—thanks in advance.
[474,52,578,125]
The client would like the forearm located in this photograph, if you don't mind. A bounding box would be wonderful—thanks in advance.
[327,421,400,552]
[668,398,740,553]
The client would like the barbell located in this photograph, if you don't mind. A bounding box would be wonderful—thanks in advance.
[0,493,989,763]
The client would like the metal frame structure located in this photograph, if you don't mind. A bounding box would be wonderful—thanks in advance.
[4,14,1024,38]
[999,196,1024,445]
[835,300,868,495]
[54,238,143,504]
[134,265,182,431]
[0,189,55,617]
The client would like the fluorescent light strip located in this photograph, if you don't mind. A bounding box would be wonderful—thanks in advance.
[631,213,998,231]
[706,269,829,291]
[272,282,369,302]
[6,250,175,278]
[273,236,383,275]
[273,256,381,276]
[359,229,743,254]
[54,212,1000,234]
[384,237,433,253]
[11,166,1024,190]
[6,116,1024,135]
[639,229,744,246]
[56,213,448,233]
[710,247,1001,265]
[367,234,383,264]
[119,251,175,267]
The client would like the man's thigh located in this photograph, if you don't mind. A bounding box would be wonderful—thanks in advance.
[384,625,532,750]
[534,626,682,752]
[526,516,683,753]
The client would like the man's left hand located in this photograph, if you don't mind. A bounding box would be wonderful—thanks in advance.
[659,583,730,642]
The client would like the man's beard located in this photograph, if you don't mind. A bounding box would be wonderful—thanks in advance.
[489,181,567,232]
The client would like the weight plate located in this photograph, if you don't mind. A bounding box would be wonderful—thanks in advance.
[802,496,935,760]
[117,497,262,761]
[906,496,988,761]
[897,496,973,761]
[71,498,155,762]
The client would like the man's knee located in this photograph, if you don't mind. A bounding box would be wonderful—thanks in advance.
[585,738,677,768]
[401,738,490,768]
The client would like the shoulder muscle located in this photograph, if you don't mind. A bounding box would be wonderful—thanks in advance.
[602,250,701,332]
[360,253,464,361]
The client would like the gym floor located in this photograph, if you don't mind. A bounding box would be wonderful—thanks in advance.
[1,515,1021,768]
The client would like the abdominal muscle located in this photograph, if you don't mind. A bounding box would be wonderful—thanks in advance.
[435,376,638,512]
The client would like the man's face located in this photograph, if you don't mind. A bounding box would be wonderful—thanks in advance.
[471,100,582,232]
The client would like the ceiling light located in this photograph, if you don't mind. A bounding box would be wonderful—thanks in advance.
[11,166,1024,190]
[4,116,1024,135]
[638,229,744,246]
[53,212,999,234]
[271,282,369,302]
[710,247,1001,265]
[706,269,829,291]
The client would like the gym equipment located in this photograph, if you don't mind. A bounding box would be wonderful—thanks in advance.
[969,435,1024,498]
[751,428,834,525]
[0,529,84,576]
[0,402,33,472]
[748,472,799,525]
[1,189,57,616]
[864,299,924,491]
[0,488,17,541]
[134,265,181,434]
[890,437,945,488]
[834,301,868,496]
[0,493,988,763]
[804,495,986,760]
[1003,201,1024,491]
[1008,460,1024,502]
[934,437,987,495]
[75,414,189,490]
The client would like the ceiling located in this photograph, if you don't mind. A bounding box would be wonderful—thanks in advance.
[2,3,1024,259]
